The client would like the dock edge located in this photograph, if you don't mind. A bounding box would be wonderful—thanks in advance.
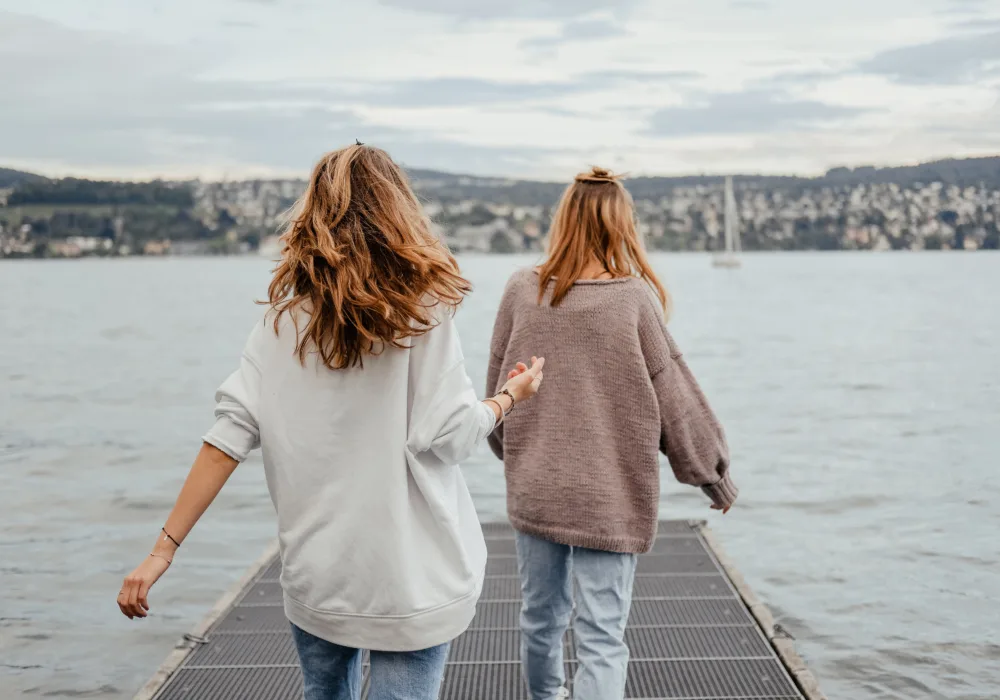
[132,540,280,700]
[695,520,827,700]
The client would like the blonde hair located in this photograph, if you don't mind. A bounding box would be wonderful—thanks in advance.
[265,144,471,369]
[538,166,670,315]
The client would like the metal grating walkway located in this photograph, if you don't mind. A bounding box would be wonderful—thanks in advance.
[141,521,820,699]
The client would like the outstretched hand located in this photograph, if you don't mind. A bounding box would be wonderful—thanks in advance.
[117,553,171,619]
[503,356,544,403]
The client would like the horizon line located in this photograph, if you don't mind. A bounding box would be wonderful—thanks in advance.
[3,152,999,185]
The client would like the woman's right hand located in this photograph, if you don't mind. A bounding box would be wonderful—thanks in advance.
[502,356,544,403]
[117,553,171,619]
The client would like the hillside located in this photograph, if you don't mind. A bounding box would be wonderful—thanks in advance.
[3,154,998,257]
[408,155,1000,203]
[0,168,48,189]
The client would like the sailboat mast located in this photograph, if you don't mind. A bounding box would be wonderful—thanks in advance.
[723,176,735,254]
[712,176,742,267]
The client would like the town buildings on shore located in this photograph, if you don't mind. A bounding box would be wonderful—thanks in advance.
[2,176,998,258]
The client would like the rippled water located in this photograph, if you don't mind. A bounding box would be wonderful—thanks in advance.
[1,253,998,700]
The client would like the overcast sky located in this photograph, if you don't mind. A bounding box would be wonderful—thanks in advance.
[1,0,998,180]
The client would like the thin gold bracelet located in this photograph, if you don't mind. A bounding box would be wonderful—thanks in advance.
[149,552,173,565]
[484,398,505,425]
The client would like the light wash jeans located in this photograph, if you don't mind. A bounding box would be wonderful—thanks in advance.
[515,531,638,700]
[290,623,450,700]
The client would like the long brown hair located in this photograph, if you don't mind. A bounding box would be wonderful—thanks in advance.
[265,144,471,369]
[538,166,670,315]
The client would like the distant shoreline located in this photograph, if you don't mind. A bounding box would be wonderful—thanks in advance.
[3,249,997,263]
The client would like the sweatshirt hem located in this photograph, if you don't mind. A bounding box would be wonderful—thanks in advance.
[509,514,655,554]
[282,583,480,652]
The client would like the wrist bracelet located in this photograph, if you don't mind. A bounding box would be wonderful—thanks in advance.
[161,527,181,548]
[150,552,173,565]
[497,389,516,416]
[484,398,505,425]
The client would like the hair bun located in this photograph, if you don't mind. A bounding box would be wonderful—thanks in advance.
[575,166,619,184]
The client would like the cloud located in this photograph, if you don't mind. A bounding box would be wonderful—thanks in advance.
[520,18,629,50]
[948,17,1000,31]
[647,90,868,136]
[341,71,697,108]
[759,69,844,88]
[858,30,1000,85]
[0,12,551,175]
[357,77,588,107]
[377,0,635,20]
[581,69,701,83]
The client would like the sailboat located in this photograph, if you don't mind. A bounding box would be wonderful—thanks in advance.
[713,175,742,268]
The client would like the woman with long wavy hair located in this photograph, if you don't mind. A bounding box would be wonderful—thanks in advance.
[487,167,736,700]
[116,144,544,700]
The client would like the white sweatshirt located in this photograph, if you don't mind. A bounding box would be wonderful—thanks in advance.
[203,308,494,651]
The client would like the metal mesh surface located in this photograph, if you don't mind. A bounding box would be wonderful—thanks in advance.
[649,536,713,555]
[485,537,519,556]
[467,601,522,629]
[258,557,282,582]
[624,625,772,659]
[485,556,521,576]
[214,604,292,633]
[439,661,527,700]
[185,632,297,667]
[636,554,722,575]
[448,629,521,662]
[480,520,516,535]
[624,658,801,698]
[629,599,756,627]
[480,576,522,601]
[156,667,303,700]
[239,580,283,606]
[657,520,700,535]
[150,521,806,700]
[633,574,733,599]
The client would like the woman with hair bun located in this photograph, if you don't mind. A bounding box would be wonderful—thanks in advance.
[487,167,737,700]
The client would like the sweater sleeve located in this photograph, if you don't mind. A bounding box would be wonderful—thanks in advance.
[638,296,738,509]
[406,309,496,466]
[485,279,516,461]
[203,321,264,462]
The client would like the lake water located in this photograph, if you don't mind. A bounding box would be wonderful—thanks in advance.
[1,253,998,700]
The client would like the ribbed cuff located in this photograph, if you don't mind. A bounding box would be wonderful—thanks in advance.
[701,472,739,509]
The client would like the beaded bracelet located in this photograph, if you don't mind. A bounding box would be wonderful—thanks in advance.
[496,389,516,416]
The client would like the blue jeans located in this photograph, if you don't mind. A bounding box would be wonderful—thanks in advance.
[290,624,450,700]
[515,531,638,700]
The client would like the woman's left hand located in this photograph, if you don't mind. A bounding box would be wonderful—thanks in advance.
[117,554,171,619]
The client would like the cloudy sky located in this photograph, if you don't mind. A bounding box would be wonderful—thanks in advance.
[1,0,998,180]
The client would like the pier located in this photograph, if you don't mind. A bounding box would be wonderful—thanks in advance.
[136,520,824,699]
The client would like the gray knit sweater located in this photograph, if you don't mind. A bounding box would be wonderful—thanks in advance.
[486,268,737,554]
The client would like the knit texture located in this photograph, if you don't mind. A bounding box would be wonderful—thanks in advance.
[487,268,737,554]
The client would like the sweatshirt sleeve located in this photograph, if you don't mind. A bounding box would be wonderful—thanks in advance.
[406,309,496,466]
[638,295,738,509]
[203,321,264,462]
